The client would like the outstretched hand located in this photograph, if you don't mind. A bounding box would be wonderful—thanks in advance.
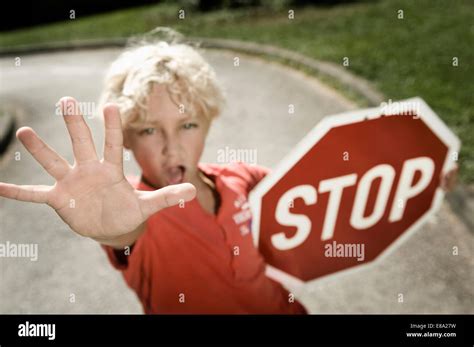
[0,97,196,243]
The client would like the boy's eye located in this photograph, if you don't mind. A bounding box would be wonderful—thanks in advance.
[139,128,156,136]
[182,122,198,130]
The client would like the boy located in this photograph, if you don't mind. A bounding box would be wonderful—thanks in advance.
[0,37,457,314]
[0,38,307,314]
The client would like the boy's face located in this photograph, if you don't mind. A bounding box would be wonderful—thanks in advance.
[124,84,211,188]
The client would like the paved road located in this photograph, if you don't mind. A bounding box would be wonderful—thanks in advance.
[0,48,472,313]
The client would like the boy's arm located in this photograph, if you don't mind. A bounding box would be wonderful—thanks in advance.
[0,97,196,246]
[242,163,271,192]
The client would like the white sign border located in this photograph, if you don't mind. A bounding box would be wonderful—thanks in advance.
[249,97,461,290]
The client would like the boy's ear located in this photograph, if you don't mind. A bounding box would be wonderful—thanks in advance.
[123,130,131,149]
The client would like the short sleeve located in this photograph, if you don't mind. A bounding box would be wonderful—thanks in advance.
[101,224,148,271]
[234,162,271,192]
[101,244,135,270]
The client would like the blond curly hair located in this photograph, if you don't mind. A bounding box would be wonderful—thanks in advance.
[99,29,225,129]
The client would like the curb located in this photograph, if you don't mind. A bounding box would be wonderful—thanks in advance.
[0,38,127,56]
[198,38,385,106]
[0,38,471,231]
[0,37,384,105]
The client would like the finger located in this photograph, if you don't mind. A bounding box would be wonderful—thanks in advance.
[103,103,124,166]
[440,176,448,191]
[138,183,196,219]
[60,96,98,163]
[16,127,70,180]
[440,165,458,191]
[446,170,458,191]
[0,182,50,204]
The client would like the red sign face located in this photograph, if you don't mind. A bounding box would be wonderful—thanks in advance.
[249,98,460,286]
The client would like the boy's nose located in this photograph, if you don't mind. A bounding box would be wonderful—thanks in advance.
[161,137,182,157]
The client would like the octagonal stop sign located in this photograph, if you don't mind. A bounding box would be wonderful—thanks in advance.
[249,97,460,286]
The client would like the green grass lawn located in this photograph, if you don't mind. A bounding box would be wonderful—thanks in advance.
[1,0,472,181]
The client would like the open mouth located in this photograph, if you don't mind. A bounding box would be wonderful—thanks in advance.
[164,165,186,185]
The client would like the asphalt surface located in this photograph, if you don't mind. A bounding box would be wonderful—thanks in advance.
[0,48,472,313]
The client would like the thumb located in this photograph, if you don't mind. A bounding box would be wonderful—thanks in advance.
[138,183,197,218]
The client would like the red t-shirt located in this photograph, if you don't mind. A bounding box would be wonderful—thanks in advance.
[102,162,307,314]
